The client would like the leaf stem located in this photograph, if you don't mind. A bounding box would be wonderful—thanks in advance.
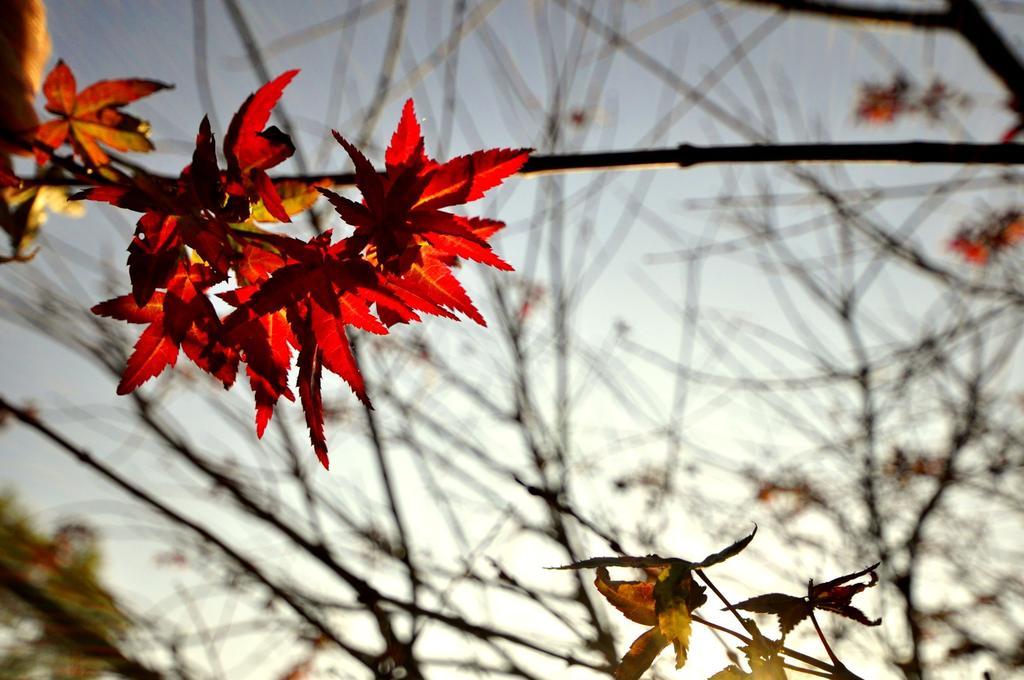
[689,612,864,679]
[810,609,844,670]
[695,569,757,636]
[783,663,833,678]
[691,570,865,679]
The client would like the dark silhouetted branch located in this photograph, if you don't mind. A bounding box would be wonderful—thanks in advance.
[735,0,1024,108]
[13,141,1024,190]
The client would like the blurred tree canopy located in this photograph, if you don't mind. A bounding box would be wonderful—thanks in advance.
[0,492,156,679]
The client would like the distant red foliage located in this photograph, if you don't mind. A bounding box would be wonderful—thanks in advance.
[949,209,1024,265]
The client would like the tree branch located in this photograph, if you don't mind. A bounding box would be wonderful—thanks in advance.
[734,0,1024,109]
[728,0,950,27]
[0,395,379,673]
[16,142,1024,191]
[946,0,1024,106]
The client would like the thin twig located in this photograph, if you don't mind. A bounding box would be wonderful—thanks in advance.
[810,609,844,670]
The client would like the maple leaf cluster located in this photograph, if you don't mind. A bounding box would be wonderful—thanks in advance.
[557,528,882,680]
[35,60,172,167]
[855,76,969,126]
[949,208,1024,265]
[754,479,820,519]
[20,62,528,468]
[554,528,757,680]
[732,563,882,637]
[882,448,946,487]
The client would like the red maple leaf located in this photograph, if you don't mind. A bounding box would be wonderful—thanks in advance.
[949,210,1024,265]
[84,86,525,468]
[949,236,991,265]
[0,166,21,188]
[217,101,527,467]
[220,70,299,223]
[855,77,909,125]
[92,261,238,394]
[222,232,409,467]
[75,73,303,305]
[318,99,524,277]
[733,563,881,637]
[219,245,297,439]
[34,60,171,166]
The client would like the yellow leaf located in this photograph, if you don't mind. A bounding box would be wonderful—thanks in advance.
[658,602,692,668]
[653,564,694,669]
[250,179,326,222]
[750,654,787,679]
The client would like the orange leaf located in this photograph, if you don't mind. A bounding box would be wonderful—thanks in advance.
[595,567,658,626]
[32,120,68,163]
[92,292,166,324]
[42,60,76,114]
[75,78,169,116]
[35,60,169,166]
[614,628,669,680]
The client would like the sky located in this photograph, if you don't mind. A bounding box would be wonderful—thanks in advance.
[2,1,1023,678]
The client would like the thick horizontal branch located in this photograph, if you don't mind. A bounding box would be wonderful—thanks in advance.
[18,142,1024,190]
[283,141,1024,186]
[526,141,1024,171]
